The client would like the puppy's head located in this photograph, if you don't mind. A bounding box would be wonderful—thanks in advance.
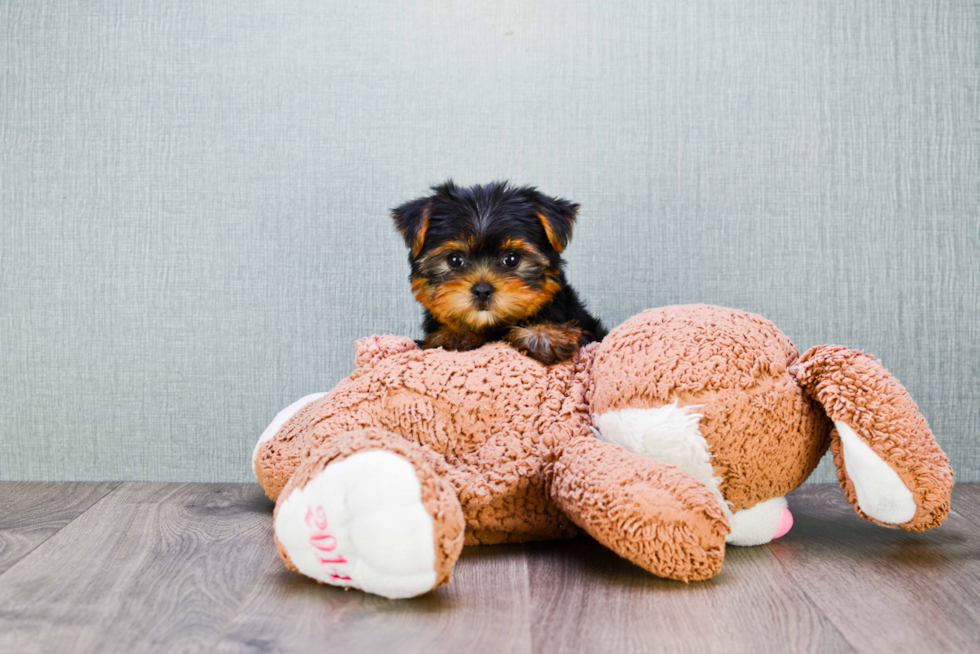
[392,180,578,331]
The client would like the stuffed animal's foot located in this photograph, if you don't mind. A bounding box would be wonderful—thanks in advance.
[273,429,465,599]
[275,451,439,598]
[726,496,793,546]
[793,345,954,531]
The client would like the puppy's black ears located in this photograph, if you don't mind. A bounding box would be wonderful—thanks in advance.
[525,189,579,253]
[391,196,432,257]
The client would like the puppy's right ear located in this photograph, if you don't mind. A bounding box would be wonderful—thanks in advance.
[391,197,432,257]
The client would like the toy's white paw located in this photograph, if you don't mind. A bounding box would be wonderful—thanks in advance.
[274,450,438,599]
[726,496,793,546]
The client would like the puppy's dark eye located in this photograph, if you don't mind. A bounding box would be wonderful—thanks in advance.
[447,253,466,269]
[502,253,521,269]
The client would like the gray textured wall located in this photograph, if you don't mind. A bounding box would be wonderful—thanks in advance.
[1,1,977,483]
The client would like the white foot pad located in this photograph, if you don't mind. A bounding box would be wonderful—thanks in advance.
[727,496,791,546]
[275,450,437,599]
[836,421,917,525]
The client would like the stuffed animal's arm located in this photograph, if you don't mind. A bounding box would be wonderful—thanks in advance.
[551,434,730,581]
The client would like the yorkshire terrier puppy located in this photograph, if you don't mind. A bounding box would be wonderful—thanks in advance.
[392,180,607,364]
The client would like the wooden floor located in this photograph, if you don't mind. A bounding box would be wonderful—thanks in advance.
[0,483,977,654]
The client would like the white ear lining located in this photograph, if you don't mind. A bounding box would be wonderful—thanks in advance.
[836,421,917,525]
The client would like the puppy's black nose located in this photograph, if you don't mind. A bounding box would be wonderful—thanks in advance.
[472,282,494,303]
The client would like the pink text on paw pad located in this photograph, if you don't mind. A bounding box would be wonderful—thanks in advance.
[305,504,352,581]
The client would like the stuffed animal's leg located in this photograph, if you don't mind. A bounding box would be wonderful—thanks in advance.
[254,335,421,501]
[253,392,328,500]
[593,403,795,546]
[792,345,954,531]
[551,435,730,582]
[273,428,465,599]
[255,396,388,502]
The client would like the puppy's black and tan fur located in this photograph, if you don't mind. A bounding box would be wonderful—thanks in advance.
[392,181,606,364]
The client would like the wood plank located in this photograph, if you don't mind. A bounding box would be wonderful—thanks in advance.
[214,542,533,654]
[948,484,980,529]
[525,534,851,654]
[769,484,980,653]
[0,482,975,652]
[0,483,277,654]
[0,482,119,575]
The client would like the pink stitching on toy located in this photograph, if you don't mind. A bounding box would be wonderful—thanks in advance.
[305,504,353,581]
[305,506,328,530]
[310,533,338,551]
[316,555,348,565]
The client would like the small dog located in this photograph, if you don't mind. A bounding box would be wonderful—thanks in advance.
[391,180,607,364]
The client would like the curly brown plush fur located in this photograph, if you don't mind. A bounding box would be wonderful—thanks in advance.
[254,305,953,598]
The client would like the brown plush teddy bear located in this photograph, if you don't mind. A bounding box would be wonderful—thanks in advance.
[253,305,953,599]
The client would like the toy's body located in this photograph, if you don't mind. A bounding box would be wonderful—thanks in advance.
[254,305,952,599]
[259,336,591,546]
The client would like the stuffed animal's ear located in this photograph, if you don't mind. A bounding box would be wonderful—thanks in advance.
[526,189,579,253]
[391,197,432,257]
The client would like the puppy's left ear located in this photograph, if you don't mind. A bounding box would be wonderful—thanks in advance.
[527,189,579,253]
[391,197,432,257]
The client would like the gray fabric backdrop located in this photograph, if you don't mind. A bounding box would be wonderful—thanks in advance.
[1,1,977,483]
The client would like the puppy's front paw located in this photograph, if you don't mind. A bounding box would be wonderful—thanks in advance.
[505,322,582,364]
[422,328,486,352]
